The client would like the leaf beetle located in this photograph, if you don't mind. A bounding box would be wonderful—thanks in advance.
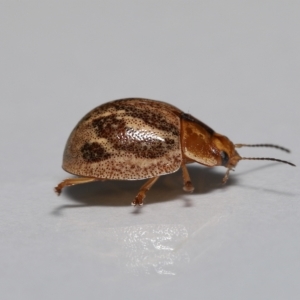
[55,98,295,205]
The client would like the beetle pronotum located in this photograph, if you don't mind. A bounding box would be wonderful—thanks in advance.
[55,98,295,205]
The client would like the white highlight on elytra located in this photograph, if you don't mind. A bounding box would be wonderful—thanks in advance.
[126,128,165,142]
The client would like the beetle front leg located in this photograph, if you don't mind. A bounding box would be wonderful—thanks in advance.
[132,177,160,206]
[181,164,194,193]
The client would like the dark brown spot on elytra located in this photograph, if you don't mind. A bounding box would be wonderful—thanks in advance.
[92,114,177,159]
[92,115,126,138]
[112,103,179,136]
[115,137,174,159]
[81,142,111,162]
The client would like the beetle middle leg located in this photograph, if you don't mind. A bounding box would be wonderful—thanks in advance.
[181,164,194,192]
[132,176,160,206]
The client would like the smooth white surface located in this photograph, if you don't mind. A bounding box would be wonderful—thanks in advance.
[1,1,299,300]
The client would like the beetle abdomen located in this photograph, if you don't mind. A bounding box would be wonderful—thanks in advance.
[62,98,183,180]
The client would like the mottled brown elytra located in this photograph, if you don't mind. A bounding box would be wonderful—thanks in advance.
[55,98,295,205]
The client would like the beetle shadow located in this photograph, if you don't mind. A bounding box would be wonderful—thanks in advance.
[52,165,236,213]
[52,162,297,214]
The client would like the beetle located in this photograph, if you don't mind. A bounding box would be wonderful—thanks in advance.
[55,98,295,205]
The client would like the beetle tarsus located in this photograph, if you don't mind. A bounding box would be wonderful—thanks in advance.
[131,196,144,206]
[181,164,194,193]
[54,186,62,196]
[131,177,160,206]
[183,181,194,193]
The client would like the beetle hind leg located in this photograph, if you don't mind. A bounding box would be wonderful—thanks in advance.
[132,177,160,206]
[54,177,99,195]
[181,164,194,193]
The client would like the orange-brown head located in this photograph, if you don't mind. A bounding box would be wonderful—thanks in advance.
[180,113,295,183]
[210,133,241,169]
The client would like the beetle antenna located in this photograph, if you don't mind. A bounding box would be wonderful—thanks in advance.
[241,157,295,167]
[235,144,291,153]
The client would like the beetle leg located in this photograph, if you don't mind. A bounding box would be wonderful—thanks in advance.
[181,164,194,192]
[222,168,231,184]
[54,177,99,195]
[132,177,160,206]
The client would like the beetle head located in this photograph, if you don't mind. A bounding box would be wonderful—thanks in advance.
[180,115,295,184]
[211,134,241,169]
[214,139,296,184]
[181,115,242,169]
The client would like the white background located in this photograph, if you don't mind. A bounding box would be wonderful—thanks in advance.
[1,1,299,300]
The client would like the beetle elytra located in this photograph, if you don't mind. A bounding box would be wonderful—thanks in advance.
[55,98,295,205]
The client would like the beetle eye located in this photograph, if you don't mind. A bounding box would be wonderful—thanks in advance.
[220,151,229,166]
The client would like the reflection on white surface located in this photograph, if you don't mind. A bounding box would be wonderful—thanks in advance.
[113,224,190,275]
